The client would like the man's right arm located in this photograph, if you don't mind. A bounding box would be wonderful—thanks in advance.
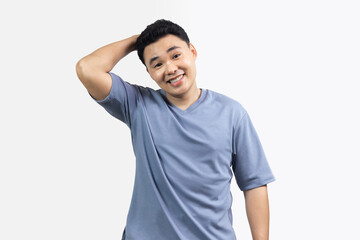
[76,35,139,101]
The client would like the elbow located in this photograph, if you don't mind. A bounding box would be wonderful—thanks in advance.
[76,58,85,76]
[76,58,90,83]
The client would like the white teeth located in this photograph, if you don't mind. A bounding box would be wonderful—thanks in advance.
[169,75,183,84]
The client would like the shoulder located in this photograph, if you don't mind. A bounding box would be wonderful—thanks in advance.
[206,89,248,120]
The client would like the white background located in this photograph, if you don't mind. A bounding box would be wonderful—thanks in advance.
[1,0,359,239]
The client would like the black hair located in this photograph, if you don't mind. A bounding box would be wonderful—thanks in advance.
[136,19,190,65]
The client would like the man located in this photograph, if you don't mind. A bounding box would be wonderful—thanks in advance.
[76,19,275,240]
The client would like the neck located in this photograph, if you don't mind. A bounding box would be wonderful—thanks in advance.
[166,86,202,111]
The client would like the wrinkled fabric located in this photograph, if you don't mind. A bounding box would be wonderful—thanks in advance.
[91,72,275,240]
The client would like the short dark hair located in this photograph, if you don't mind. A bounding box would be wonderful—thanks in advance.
[136,19,190,65]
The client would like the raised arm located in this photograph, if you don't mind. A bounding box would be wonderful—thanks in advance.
[243,185,270,240]
[76,34,139,101]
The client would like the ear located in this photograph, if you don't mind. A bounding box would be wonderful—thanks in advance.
[189,43,197,59]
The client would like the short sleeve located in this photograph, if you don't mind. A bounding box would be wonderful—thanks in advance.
[89,72,139,127]
[231,111,275,191]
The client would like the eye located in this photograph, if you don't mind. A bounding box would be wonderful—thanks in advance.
[173,53,180,59]
[154,62,162,68]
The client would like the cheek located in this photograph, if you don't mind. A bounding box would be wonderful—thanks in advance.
[182,59,196,75]
[183,56,195,68]
[150,71,163,83]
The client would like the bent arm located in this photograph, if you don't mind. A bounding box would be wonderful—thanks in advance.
[76,34,139,100]
[243,185,270,240]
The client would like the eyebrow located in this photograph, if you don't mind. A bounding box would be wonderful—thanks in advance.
[149,46,181,66]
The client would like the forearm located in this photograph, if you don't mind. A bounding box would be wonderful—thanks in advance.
[77,34,138,74]
[244,185,270,240]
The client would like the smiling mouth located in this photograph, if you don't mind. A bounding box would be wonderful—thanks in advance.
[167,74,184,84]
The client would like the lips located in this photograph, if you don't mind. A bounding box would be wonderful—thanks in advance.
[167,74,184,84]
[166,74,185,87]
[166,74,184,83]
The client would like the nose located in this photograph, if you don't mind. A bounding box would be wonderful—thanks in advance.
[165,61,178,75]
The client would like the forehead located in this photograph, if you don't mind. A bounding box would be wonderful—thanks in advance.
[143,35,188,62]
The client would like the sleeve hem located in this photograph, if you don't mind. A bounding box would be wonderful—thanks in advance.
[240,177,276,191]
[88,72,115,104]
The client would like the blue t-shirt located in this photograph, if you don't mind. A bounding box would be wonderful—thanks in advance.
[92,72,275,240]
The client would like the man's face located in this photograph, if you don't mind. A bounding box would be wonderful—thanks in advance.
[143,34,198,99]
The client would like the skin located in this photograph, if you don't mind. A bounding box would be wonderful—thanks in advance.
[76,35,139,101]
[143,34,201,110]
[244,185,270,240]
[76,33,271,240]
